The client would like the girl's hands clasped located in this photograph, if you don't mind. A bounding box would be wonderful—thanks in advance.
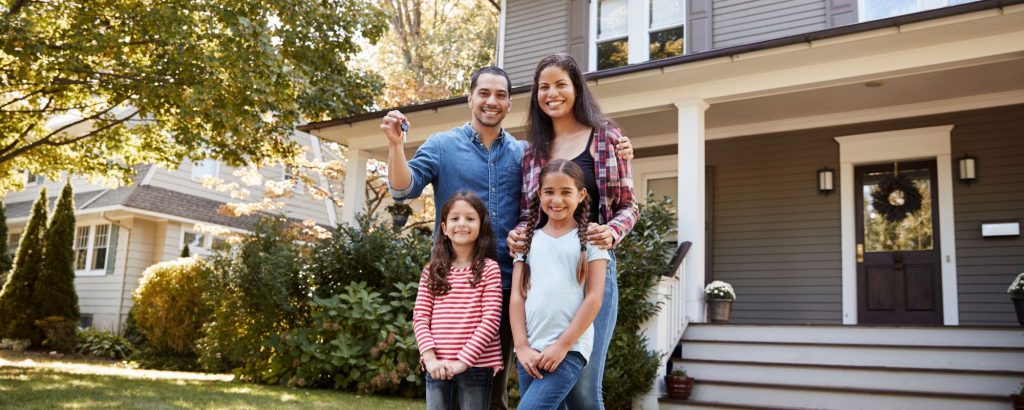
[536,343,569,373]
[516,347,544,379]
[424,357,450,380]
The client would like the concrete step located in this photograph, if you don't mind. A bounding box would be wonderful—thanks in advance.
[682,323,1024,348]
[661,379,1008,410]
[680,339,1024,372]
[674,358,1024,396]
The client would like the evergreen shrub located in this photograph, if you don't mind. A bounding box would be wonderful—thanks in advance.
[603,195,675,409]
[35,182,80,322]
[0,189,48,343]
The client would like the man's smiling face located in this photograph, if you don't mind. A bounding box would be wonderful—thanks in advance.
[468,73,511,129]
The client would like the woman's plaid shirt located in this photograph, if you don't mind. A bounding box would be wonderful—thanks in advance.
[516,126,639,245]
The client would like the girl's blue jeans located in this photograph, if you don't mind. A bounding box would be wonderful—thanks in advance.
[425,366,493,410]
[516,351,586,410]
[566,252,617,409]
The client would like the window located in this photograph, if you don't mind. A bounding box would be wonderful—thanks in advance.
[593,0,685,71]
[859,0,978,21]
[7,233,19,257]
[190,158,219,181]
[24,171,43,186]
[283,164,304,192]
[74,224,112,274]
[647,176,678,205]
[183,231,205,250]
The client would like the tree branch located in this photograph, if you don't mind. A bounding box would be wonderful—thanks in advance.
[6,0,30,19]
[0,103,134,165]
[487,0,499,12]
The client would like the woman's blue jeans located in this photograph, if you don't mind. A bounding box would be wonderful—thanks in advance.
[565,252,617,409]
[516,351,586,410]
[425,366,493,410]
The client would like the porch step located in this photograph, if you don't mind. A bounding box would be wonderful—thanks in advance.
[662,324,1024,409]
[659,379,1009,410]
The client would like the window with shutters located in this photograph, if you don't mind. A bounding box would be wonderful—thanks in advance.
[74,224,113,276]
[591,0,685,71]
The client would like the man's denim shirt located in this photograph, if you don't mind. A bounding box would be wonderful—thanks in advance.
[390,122,526,288]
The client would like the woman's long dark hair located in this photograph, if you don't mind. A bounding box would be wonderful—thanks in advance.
[426,191,497,297]
[525,53,614,159]
[519,159,590,298]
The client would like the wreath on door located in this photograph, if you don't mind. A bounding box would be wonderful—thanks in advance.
[870,172,922,223]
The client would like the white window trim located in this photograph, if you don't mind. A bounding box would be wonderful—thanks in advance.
[24,171,42,187]
[834,125,959,326]
[180,228,210,253]
[589,0,686,71]
[190,158,220,182]
[75,223,112,277]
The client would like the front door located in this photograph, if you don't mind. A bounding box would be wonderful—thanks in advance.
[855,160,943,325]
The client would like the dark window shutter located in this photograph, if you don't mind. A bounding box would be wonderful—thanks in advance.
[105,225,119,275]
[569,0,589,67]
[687,0,712,53]
[826,0,858,27]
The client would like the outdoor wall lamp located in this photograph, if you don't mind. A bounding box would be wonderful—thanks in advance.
[818,167,835,196]
[958,154,977,184]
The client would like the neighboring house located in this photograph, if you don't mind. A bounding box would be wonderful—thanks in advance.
[3,131,343,334]
[302,0,1024,407]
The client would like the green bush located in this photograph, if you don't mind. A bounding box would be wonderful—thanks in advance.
[603,194,675,409]
[264,281,422,396]
[308,215,431,297]
[76,328,134,360]
[35,182,80,323]
[196,218,311,375]
[132,257,213,355]
[0,189,48,343]
[34,316,77,353]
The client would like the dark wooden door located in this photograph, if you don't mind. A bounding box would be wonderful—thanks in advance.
[855,160,943,325]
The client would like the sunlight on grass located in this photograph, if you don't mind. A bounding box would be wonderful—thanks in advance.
[0,351,424,410]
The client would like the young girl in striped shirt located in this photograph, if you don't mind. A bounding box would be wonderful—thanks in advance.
[511,159,610,409]
[413,191,503,410]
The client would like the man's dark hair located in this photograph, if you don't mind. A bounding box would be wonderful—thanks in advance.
[469,66,512,95]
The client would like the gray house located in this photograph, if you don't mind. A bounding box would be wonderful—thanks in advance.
[3,131,342,334]
[302,0,1024,408]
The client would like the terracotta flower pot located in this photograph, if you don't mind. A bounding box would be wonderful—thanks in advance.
[707,299,733,323]
[665,375,694,400]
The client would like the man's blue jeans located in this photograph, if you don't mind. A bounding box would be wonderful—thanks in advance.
[516,351,586,410]
[565,252,618,409]
[425,366,493,410]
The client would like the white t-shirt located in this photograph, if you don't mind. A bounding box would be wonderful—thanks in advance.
[522,228,610,363]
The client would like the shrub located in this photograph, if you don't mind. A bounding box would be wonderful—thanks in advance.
[603,194,675,409]
[264,281,422,396]
[308,214,431,296]
[0,189,48,343]
[35,182,80,322]
[1008,273,1024,298]
[0,203,12,284]
[196,218,311,375]
[34,316,77,353]
[0,338,31,351]
[76,328,134,360]
[132,257,213,355]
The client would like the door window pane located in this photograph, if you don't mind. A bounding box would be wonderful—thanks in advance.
[650,0,684,29]
[649,26,684,61]
[598,0,628,39]
[862,168,933,252]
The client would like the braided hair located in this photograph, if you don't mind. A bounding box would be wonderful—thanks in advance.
[426,191,497,297]
[519,159,591,299]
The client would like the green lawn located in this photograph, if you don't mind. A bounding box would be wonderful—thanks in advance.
[0,351,425,410]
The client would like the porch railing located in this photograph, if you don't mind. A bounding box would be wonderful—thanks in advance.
[639,241,693,406]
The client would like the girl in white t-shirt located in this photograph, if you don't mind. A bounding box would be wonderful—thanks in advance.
[510,159,609,410]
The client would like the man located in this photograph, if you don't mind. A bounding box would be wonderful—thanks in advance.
[381,66,630,409]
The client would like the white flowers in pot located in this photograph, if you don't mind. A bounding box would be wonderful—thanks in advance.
[1008,273,1024,298]
[704,280,736,301]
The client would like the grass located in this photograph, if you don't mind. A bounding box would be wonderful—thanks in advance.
[0,350,425,410]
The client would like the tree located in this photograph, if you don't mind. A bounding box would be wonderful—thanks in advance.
[373,0,499,107]
[0,188,47,342]
[34,181,79,321]
[0,0,387,191]
[0,202,11,285]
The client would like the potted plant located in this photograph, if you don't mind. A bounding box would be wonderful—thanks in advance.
[385,201,413,229]
[705,280,736,323]
[1009,273,1024,326]
[665,369,694,400]
[1011,382,1024,410]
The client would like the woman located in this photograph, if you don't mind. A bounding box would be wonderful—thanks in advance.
[508,53,638,409]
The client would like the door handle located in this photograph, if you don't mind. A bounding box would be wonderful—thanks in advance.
[857,244,864,263]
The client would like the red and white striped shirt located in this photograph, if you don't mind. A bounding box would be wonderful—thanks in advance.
[413,259,503,373]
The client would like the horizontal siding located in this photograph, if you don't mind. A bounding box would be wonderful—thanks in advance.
[503,0,569,86]
[949,105,1024,326]
[712,0,827,49]
[707,104,1024,325]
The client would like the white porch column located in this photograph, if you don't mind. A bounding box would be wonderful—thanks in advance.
[342,148,369,226]
[675,99,709,323]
